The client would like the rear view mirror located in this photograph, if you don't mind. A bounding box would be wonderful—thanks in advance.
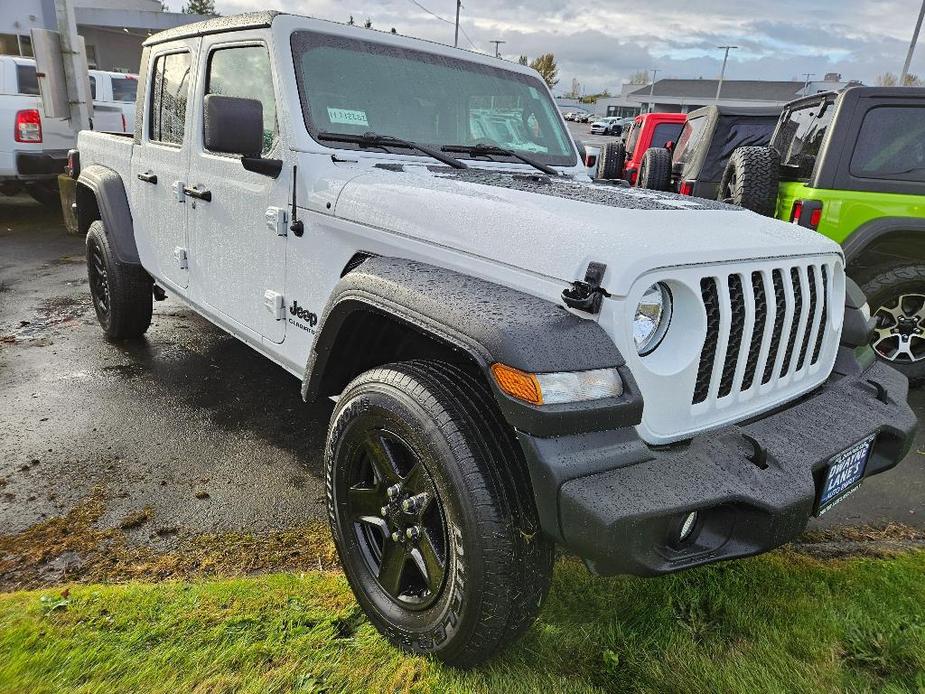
[204,94,263,157]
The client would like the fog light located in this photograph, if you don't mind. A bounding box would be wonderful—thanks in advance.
[679,511,699,543]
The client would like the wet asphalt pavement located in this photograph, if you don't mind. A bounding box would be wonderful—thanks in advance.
[0,193,923,551]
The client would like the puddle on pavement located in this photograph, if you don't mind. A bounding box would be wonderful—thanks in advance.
[1,295,92,344]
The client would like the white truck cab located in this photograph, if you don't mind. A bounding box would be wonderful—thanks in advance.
[70,12,917,667]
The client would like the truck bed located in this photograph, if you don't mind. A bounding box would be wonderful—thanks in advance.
[77,130,133,178]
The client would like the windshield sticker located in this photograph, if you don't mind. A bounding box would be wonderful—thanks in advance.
[327,108,369,126]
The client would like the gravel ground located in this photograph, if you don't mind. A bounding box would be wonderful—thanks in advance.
[0,192,923,564]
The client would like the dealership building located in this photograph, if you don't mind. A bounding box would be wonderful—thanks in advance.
[0,0,205,72]
[565,74,858,118]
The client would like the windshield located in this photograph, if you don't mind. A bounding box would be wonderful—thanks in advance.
[291,31,576,167]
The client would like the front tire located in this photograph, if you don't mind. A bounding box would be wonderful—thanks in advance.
[325,361,553,667]
[86,220,153,339]
[861,264,925,386]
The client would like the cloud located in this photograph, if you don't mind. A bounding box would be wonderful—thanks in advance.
[163,0,925,91]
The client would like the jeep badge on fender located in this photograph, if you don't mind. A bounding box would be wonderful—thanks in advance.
[71,10,917,667]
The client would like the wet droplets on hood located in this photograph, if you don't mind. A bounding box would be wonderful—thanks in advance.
[371,164,742,212]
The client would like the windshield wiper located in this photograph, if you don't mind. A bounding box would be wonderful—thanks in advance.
[316,131,467,169]
[440,143,561,176]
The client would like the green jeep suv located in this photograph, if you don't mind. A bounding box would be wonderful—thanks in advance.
[720,87,925,384]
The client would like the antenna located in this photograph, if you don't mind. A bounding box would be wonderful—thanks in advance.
[290,165,304,237]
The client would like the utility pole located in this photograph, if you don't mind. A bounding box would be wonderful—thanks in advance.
[55,0,91,131]
[714,45,738,102]
[454,0,461,48]
[647,68,660,113]
[802,72,815,95]
[489,39,506,58]
[901,0,925,85]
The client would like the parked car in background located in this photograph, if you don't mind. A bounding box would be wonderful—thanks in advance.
[590,116,624,136]
[0,55,78,205]
[719,87,925,384]
[639,105,780,196]
[89,70,139,131]
[596,112,686,184]
[0,56,134,206]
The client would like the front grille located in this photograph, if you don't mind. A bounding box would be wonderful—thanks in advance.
[692,262,832,405]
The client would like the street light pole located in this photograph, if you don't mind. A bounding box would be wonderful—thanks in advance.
[454,0,461,48]
[802,72,815,95]
[901,0,925,85]
[715,45,738,102]
[647,68,660,113]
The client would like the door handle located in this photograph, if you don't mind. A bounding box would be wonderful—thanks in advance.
[183,185,211,202]
[137,171,157,184]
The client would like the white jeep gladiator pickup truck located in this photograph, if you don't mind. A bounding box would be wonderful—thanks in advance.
[70,12,917,666]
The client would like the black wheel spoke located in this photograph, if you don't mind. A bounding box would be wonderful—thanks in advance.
[410,529,445,592]
[365,433,401,485]
[402,462,429,495]
[377,543,407,596]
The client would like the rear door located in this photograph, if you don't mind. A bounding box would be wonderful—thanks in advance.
[186,33,288,343]
[130,41,196,290]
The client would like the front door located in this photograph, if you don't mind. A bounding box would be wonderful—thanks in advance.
[187,36,288,343]
[130,43,196,290]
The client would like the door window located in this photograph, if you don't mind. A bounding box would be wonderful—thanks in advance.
[205,45,277,156]
[111,76,138,102]
[149,52,191,145]
[850,106,925,182]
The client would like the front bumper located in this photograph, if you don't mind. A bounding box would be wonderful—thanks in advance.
[518,357,916,576]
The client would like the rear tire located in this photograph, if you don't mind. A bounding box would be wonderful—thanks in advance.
[718,146,780,216]
[86,220,153,339]
[596,141,625,180]
[860,264,925,386]
[325,360,554,667]
[637,147,672,190]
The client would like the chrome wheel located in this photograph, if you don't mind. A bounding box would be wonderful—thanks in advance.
[872,293,925,363]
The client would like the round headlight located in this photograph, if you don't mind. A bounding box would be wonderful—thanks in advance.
[634,282,672,355]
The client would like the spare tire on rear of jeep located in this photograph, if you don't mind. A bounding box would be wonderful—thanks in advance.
[596,141,625,180]
[718,146,780,217]
[637,147,672,191]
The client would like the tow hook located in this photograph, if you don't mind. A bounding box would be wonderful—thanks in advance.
[562,261,610,314]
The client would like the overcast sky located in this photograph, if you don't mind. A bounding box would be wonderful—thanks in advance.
[161,0,925,93]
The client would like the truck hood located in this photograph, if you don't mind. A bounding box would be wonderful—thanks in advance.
[332,165,842,296]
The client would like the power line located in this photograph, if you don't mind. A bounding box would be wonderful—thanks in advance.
[404,0,478,50]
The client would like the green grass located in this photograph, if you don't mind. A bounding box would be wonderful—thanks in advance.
[2,552,924,693]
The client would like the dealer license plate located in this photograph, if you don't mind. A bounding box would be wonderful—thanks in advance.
[815,434,876,516]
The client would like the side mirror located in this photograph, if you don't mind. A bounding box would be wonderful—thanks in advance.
[204,94,281,178]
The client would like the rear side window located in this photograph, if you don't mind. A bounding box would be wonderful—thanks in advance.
[89,75,97,100]
[149,52,191,145]
[205,45,277,155]
[850,106,925,182]
[15,65,39,95]
[625,123,640,153]
[772,100,834,175]
[651,122,684,149]
[111,76,137,102]
[674,117,707,166]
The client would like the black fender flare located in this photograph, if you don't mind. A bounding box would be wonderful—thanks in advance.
[76,164,140,265]
[842,217,925,264]
[302,256,643,438]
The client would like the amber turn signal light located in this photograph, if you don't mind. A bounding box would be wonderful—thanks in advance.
[491,363,543,406]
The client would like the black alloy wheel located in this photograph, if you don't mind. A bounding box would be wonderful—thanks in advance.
[341,426,448,609]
